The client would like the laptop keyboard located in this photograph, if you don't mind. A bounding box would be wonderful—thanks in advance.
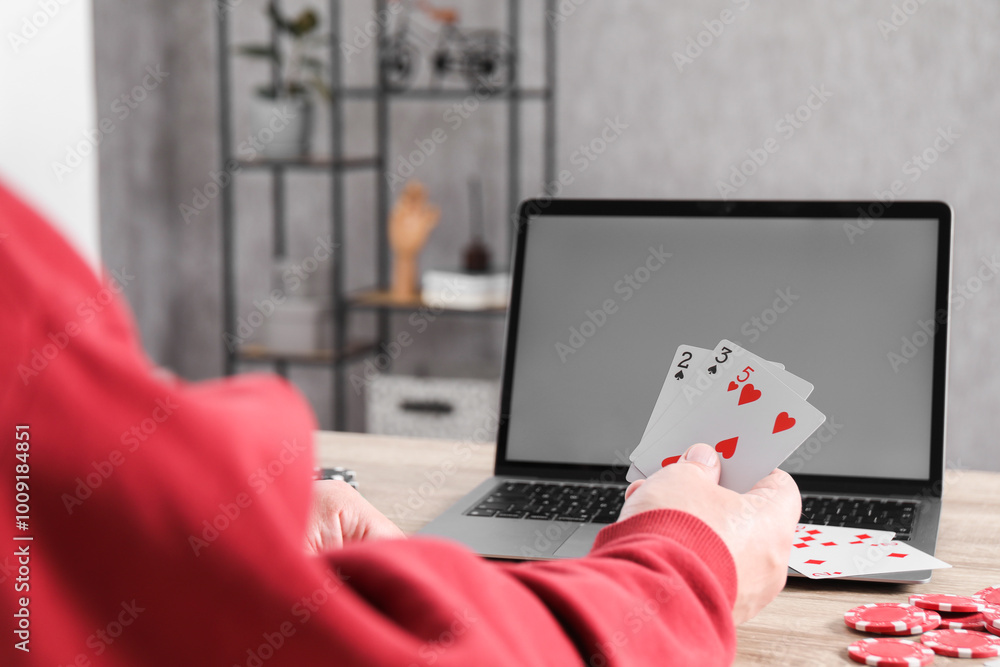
[465,481,626,524]
[465,483,920,538]
[800,495,918,541]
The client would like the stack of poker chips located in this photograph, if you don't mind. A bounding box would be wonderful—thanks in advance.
[844,587,1000,665]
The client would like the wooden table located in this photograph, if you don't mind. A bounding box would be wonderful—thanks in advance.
[316,431,1000,666]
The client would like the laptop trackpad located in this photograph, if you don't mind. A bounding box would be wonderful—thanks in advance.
[552,524,605,559]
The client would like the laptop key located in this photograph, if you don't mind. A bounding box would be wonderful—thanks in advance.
[474,502,510,511]
[467,481,627,523]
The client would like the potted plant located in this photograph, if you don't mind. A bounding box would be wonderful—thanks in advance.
[237,2,330,159]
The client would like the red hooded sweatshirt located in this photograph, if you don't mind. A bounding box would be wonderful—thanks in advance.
[0,183,737,666]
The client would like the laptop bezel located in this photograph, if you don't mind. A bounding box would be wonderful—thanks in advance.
[494,199,951,498]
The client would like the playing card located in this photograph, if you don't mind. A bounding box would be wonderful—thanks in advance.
[638,345,711,444]
[628,340,808,481]
[634,340,737,457]
[722,341,813,400]
[632,353,827,492]
[793,523,896,543]
[632,340,811,464]
[788,538,951,579]
[788,524,896,575]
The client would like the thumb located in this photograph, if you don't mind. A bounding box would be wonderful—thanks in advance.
[677,443,722,483]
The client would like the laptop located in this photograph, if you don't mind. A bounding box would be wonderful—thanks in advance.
[420,199,952,584]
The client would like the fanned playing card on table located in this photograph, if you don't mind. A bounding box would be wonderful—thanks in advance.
[787,523,895,576]
[789,535,951,579]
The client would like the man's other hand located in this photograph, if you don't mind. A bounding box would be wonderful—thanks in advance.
[305,480,405,554]
[618,443,801,625]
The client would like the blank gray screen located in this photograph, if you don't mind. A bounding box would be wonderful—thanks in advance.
[504,214,940,480]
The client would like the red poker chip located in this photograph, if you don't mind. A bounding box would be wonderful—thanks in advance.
[848,638,935,666]
[845,603,941,635]
[936,608,986,630]
[909,593,985,613]
[983,605,1000,633]
[921,628,1000,658]
[975,586,1000,606]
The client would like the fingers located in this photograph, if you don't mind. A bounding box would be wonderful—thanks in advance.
[426,204,441,226]
[402,180,424,200]
[643,443,721,487]
[309,481,405,546]
[623,479,645,500]
[359,506,407,541]
[748,468,798,496]
[747,468,802,520]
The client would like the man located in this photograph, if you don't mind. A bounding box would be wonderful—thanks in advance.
[1,183,800,666]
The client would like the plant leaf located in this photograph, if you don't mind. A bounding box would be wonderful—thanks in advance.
[289,9,319,37]
[308,75,333,102]
[255,84,278,99]
[301,56,326,71]
[267,1,291,32]
[298,33,333,46]
[235,44,279,61]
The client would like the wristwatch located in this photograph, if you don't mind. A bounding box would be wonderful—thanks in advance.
[314,466,358,490]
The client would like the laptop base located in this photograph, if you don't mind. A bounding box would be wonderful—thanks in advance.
[421,478,942,583]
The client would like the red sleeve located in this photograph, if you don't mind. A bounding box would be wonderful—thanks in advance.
[0,182,736,667]
[324,512,736,666]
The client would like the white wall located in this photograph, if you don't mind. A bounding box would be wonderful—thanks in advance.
[553,1,1000,471]
[91,0,1000,468]
[0,0,100,268]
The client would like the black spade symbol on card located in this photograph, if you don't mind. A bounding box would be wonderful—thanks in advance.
[674,371,684,380]
[707,365,717,375]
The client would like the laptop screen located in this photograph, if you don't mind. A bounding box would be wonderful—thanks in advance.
[501,203,948,482]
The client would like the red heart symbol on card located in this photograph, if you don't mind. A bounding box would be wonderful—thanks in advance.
[661,455,681,468]
[715,437,738,459]
[727,381,738,392]
[773,412,796,433]
[738,384,761,405]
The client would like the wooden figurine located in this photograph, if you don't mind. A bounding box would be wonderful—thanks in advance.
[389,181,440,300]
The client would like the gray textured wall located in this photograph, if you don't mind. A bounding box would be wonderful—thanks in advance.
[95,0,999,470]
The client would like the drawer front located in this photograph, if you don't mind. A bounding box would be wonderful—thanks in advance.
[367,375,500,441]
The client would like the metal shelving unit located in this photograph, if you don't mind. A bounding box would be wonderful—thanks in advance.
[216,0,555,429]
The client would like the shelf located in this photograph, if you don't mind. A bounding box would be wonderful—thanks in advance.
[349,289,507,316]
[236,156,379,171]
[217,0,554,429]
[236,340,378,366]
[340,87,551,101]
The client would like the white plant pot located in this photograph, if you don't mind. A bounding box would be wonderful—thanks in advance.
[248,94,312,160]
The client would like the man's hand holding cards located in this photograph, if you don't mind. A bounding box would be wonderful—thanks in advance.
[627,339,952,580]
[627,340,825,493]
